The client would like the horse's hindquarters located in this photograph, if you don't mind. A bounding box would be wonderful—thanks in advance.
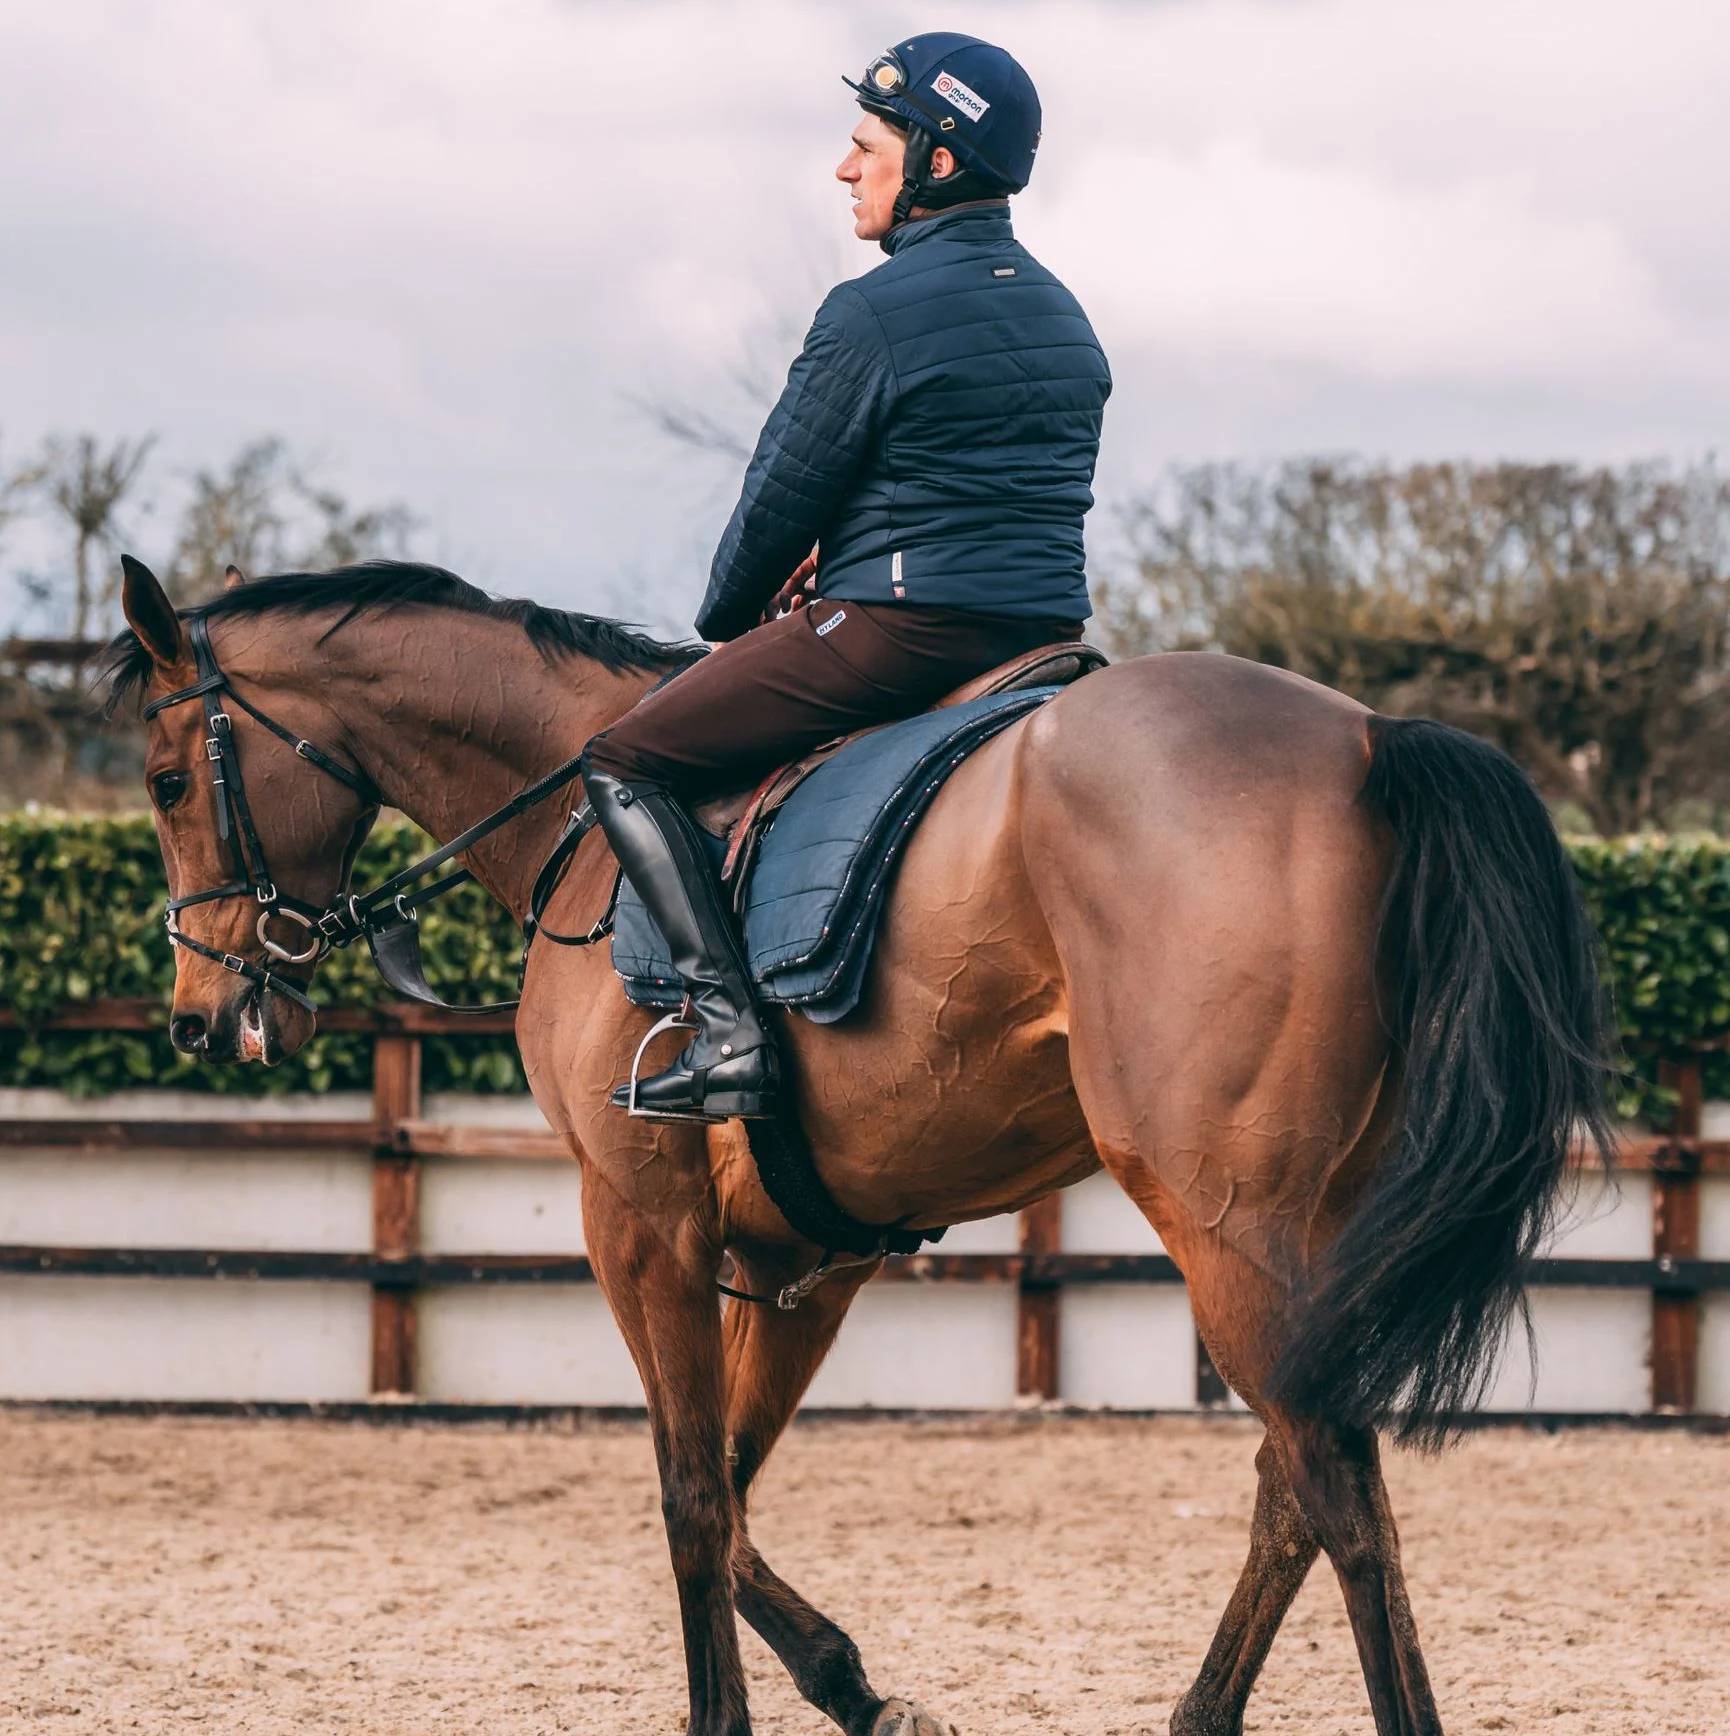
[1017,654,1392,1297]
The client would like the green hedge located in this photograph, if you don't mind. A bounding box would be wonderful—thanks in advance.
[1569,835,1730,1115]
[3,815,1728,1115]
[0,813,525,1097]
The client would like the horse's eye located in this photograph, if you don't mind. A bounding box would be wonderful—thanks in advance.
[151,772,189,812]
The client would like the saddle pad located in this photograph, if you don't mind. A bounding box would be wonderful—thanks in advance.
[610,686,1058,1023]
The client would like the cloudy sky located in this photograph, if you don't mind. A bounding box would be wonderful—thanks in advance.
[4,0,1726,633]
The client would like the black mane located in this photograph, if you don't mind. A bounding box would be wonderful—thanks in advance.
[103,560,701,714]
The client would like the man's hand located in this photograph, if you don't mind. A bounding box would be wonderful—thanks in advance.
[764,548,819,622]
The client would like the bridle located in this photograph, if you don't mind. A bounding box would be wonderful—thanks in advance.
[142,614,617,1017]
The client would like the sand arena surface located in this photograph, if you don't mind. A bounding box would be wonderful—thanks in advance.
[0,1411,1724,1734]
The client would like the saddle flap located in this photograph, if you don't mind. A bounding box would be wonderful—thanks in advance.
[610,684,1076,1023]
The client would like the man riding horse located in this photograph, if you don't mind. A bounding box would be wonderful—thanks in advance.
[113,30,1614,1733]
[579,32,1111,1124]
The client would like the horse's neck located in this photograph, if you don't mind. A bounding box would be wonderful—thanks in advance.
[324,614,651,921]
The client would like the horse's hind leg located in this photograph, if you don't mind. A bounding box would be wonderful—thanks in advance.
[1168,1432,1318,1736]
[1273,1415,1441,1735]
[1177,1248,1441,1736]
[720,1248,956,1736]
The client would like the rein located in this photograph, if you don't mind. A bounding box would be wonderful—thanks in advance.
[143,616,616,1016]
[146,620,932,1309]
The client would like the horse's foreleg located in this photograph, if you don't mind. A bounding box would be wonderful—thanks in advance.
[721,1250,955,1736]
[583,1172,752,1736]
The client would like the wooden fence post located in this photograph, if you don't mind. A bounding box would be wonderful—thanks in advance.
[1652,1057,1703,1413]
[1016,1194,1062,1402]
[370,1032,422,1397]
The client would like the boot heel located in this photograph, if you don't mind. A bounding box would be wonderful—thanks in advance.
[698,1090,778,1121]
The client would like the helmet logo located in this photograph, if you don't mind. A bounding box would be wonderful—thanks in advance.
[872,62,902,91]
[930,71,990,123]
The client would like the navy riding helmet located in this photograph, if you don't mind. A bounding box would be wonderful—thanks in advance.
[844,33,1042,232]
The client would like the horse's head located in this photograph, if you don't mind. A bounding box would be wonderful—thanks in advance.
[117,555,380,1066]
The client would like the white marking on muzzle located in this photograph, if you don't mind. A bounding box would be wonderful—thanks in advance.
[239,999,268,1062]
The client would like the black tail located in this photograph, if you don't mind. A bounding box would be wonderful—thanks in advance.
[1267,715,1616,1448]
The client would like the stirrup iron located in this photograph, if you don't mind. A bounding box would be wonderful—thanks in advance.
[623,1009,723,1124]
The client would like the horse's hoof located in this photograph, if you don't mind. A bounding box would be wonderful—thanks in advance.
[1169,1690,1239,1736]
[869,1699,959,1736]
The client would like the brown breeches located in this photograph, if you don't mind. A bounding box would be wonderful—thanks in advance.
[583,598,1081,800]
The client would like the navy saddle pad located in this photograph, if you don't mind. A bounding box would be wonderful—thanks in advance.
[610,686,1058,1023]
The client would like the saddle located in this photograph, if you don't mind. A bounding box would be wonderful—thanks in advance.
[695,639,1108,902]
[614,638,1107,1265]
[610,639,1108,1023]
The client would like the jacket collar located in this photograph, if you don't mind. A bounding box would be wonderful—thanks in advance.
[881,200,1013,258]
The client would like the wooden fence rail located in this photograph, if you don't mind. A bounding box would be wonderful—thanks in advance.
[2,1000,1726,1413]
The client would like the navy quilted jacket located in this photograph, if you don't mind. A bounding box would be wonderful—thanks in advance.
[696,203,1111,641]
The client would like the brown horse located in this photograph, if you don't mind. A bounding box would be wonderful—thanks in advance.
[110,556,1611,1736]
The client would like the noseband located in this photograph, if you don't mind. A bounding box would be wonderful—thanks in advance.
[142,615,615,1018]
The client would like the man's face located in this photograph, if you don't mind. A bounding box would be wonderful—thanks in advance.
[836,112,907,241]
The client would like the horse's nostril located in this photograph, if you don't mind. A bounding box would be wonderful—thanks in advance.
[170,1013,208,1054]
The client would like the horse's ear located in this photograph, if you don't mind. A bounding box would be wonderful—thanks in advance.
[224,564,246,591]
[120,554,181,666]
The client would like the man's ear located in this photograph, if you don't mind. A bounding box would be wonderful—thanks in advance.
[929,145,958,180]
[120,554,182,666]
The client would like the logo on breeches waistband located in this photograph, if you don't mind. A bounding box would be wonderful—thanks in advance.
[816,610,847,637]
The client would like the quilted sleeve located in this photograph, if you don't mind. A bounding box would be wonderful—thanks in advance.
[696,288,895,642]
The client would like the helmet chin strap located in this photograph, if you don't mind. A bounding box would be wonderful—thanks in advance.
[890,126,938,230]
[884,126,1003,247]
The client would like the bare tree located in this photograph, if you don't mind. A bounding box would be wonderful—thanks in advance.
[2,433,417,806]
[165,438,291,603]
[35,434,156,645]
[626,295,815,466]
[168,438,415,606]
[0,439,43,546]
[1099,458,1730,834]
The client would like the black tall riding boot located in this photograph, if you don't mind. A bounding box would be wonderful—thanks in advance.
[583,767,780,1122]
